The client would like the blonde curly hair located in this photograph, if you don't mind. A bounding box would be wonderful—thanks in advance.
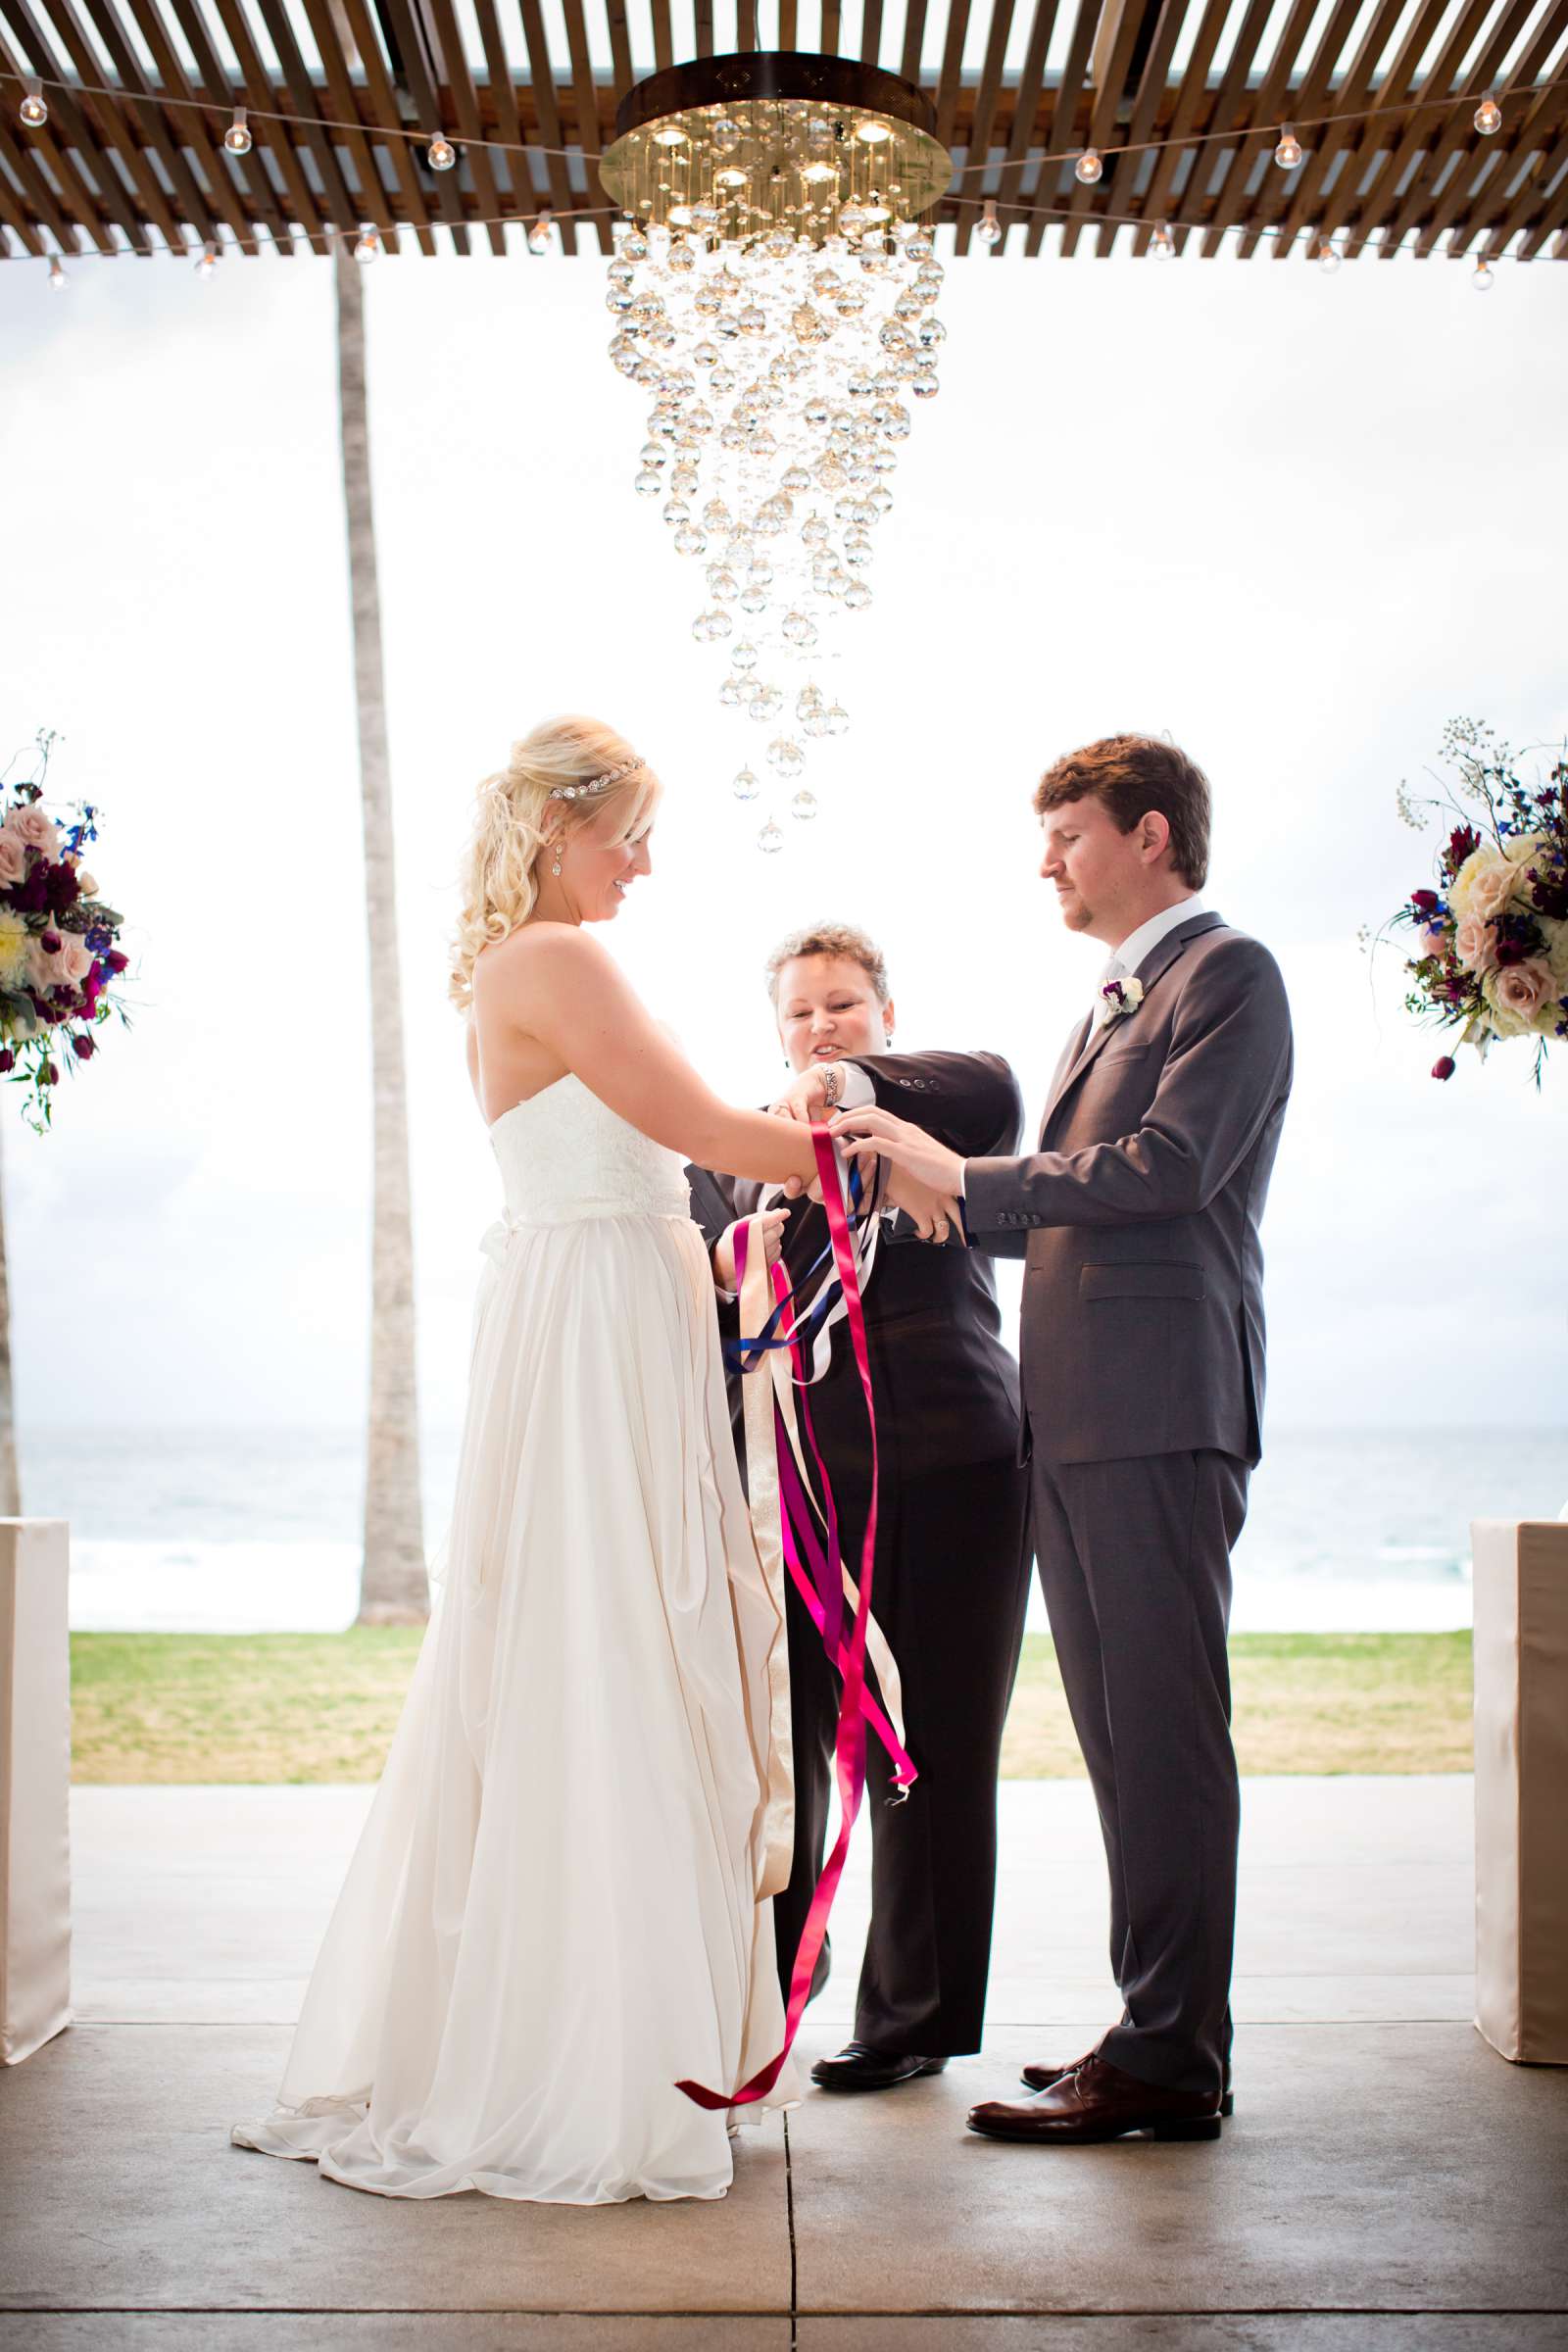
[449,714,656,1010]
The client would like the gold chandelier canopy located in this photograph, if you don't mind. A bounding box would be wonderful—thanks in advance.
[600,53,951,250]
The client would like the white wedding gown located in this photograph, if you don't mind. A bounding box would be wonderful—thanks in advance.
[233,1075,797,2202]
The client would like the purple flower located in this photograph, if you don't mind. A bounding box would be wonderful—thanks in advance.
[72,1032,94,1059]
[1432,1056,1455,1082]
[0,1050,12,1074]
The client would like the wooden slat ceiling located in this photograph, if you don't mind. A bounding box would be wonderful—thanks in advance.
[1,0,1564,261]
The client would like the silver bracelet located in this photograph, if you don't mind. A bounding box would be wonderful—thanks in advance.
[819,1061,844,1110]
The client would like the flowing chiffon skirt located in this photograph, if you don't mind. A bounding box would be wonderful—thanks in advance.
[232,1081,796,2202]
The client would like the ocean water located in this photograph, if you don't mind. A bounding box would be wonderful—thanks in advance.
[21,1423,1567,1636]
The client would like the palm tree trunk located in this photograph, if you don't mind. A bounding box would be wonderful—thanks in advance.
[335,240,427,1626]
[0,1121,21,1519]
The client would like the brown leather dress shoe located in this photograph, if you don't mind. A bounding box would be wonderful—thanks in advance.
[968,2053,1223,2143]
[1020,2051,1235,2118]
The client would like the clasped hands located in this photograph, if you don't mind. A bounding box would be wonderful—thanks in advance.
[765,1065,965,1247]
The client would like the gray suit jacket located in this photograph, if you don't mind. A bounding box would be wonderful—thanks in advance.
[963,912,1293,1468]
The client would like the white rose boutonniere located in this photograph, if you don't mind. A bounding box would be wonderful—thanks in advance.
[1098,975,1145,1027]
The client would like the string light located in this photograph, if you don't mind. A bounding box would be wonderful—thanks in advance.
[1074,148,1102,184]
[222,108,251,155]
[976,200,1002,247]
[1475,97,1502,135]
[1274,125,1302,169]
[47,256,66,289]
[1316,233,1340,273]
[427,134,456,171]
[195,239,218,276]
[526,209,553,254]
[354,222,380,262]
[19,77,47,128]
[1472,256,1494,291]
[1151,220,1175,257]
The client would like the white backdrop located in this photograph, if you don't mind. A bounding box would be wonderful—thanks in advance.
[1,241,1565,1440]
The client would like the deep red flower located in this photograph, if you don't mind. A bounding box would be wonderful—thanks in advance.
[1410,889,1441,914]
[40,1060,58,1086]
[72,1032,95,1059]
[106,950,128,974]
[1432,1056,1456,1082]
[0,1050,12,1074]
[40,930,62,955]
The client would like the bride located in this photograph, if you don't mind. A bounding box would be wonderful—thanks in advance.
[233,715,856,2206]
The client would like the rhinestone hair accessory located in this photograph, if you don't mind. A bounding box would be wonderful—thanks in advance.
[549,756,645,802]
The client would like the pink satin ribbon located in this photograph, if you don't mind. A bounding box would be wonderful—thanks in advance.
[679,1125,905,2113]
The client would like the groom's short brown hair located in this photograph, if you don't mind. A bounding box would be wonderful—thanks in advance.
[1034,734,1211,890]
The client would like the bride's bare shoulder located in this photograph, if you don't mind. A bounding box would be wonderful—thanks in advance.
[475,922,613,992]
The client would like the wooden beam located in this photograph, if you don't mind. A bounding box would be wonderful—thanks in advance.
[514,0,580,254]
[0,0,151,249]
[1339,0,1497,257]
[1199,0,1320,259]
[930,0,968,153]
[371,0,472,247]
[952,0,1009,254]
[206,0,334,252]
[0,108,82,248]
[1268,0,1407,258]
[1093,0,1183,256]
[1060,0,1156,257]
[1025,0,1100,256]
[421,0,510,251]
[990,0,1058,255]
[115,0,263,253]
[1308,0,1455,254]
[558,0,612,251]
[1129,0,1229,254]
[1168,0,1270,256]
[899,0,927,88]
[0,24,114,249]
[157,0,298,253]
[605,0,633,94]
[1236,0,1370,258]
[74,0,235,248]
[1392,0,1561,260]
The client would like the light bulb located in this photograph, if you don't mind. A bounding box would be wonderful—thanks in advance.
[527,210,553,254]
[1471,256,1494,291]
[222,108,251,155]
[19,79,47,128]
[976,201,1002,248]
[1151,220,1174,258]
[354,223,379,263]
[427,134,456,171]
[1274,125,1302,170]
[195,239,219,277]
[652,122,687,148]
[47,256,66,290]
[1075,148,1102,185]
[1316,234,1340,274]
[1474,97,1501,135]
[856,118,892,144]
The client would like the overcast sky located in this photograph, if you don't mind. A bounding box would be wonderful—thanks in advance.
[2,236,1565,1436]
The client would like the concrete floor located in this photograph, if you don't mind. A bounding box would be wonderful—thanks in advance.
[2,1778,1565,2351]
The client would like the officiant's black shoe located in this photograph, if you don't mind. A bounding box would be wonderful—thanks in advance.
[810,2043,948,2093]
[969,2053,1222,2143]
[1020,2052,1234,2118]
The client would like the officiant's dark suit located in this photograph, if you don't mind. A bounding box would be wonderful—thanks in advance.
[688,1045,1032,2064]
[963,906,1294,2110]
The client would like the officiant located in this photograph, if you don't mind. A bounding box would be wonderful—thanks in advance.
[688,922,1032,2091]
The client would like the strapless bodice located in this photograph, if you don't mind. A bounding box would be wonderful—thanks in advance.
[487,1074,690,1226]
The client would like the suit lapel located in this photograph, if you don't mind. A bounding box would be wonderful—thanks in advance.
[1042,911,1226,1138]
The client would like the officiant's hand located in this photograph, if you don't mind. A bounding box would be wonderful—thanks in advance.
[830,1105,965,1241]
[768,1065,839,1197]
[711,1207,789,1293]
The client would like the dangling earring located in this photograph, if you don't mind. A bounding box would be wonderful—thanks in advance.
[550,841,564,878]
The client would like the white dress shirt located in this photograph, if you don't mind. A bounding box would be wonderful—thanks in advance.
[1094,894,1205,1025]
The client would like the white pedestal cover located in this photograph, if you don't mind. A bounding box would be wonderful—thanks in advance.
[1472,1517,1568,2066]
[0,1518,71,2064]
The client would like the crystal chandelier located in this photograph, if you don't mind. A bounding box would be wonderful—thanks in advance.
[600,54,951,849]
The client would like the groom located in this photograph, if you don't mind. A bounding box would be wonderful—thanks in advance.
[833,734,1294,2145]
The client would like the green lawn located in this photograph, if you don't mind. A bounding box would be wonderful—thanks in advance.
[68,1628,1474,1784]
